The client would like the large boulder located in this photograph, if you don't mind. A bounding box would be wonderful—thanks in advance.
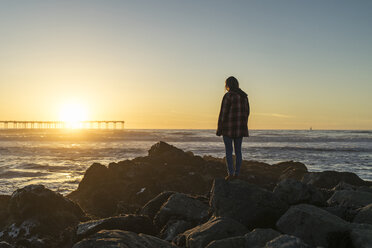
[72,230,177,248]
[1,185,85,247]
[76,214,156,240]
[276,204,350,247]
[302,171,368,189]
[265,235,310,248]
[273,178,325,206]
[327,190,372,208]
[353,204,372,225]
[140,191,175,220]
[275,161,308,182]
[210,178,288,229]
[174,216,248,248]
[154,193,209,229]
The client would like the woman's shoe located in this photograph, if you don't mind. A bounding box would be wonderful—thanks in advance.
[225,175,232,181]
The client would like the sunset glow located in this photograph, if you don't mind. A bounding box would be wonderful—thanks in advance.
[59,103,88,128]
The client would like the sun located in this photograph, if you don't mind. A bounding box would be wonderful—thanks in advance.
[59,102,88,127]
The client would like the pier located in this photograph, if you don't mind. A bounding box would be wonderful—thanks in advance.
[0,121,125,129]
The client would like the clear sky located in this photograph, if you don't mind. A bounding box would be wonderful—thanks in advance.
[0,1,371,129]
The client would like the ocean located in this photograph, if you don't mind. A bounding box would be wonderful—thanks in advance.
[0,129,371,195]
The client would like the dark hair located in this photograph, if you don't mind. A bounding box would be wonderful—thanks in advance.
[225,76,239,91]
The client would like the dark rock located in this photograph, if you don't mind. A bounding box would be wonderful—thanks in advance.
[302,171,368,189]
[160,220,193,242]
[148,141,188,159]
[323,206,358,222]
[0,242,12,248]
[273,178,326,206]
[0,195,10,229]
[205,236,246,248]
[140,191,175,220]
[76,214,156,240]
[210,178,288,229]
[354,204,372,225]
[154,193,209,229]
[174,216,248,248]
[205,228,281,248]
[1,185,85,247]
[245,228,281,247]
[274,161,308,181]
[72,230,177,248]
[332,181,358,191]
[276,204,350,247]
[349,228,372,248]
[327,190,372,208]
[265,234,310,248]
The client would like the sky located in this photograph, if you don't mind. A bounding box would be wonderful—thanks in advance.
[0,0,371,129]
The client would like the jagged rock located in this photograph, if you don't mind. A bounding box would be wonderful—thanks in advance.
[327,190,372,208]
[72,230,177,248]
[245,228,282,247]
[302,171,368,189]
[174,216,248,248]
[1,185,85,247]
[160,220,194,242]
[210,178,288,229]
[140,191,175,220]
[273,178,325,206]
[76,214,156,240]
[353,204,372,225]
[265,235,310,248]
[276,204,350,247]
[154,193,209,229]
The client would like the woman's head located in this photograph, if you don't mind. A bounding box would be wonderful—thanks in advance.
[225,76,239,91]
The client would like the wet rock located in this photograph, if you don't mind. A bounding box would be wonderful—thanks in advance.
[265,234,310,248]
[76,214,156,240]
[273,178,325,206]
[302,171,368,189]
[154,193,209,229]
[353,204,372,225]
[245,228,281,247]
[276,204,350,247]
[174,216,248,248]
[327,190,372,208]
[160,220,193,242]
[210,178,288,229]
[148,141,189,159]
[73,229,177,248]
[332,181,358,191]
[140,191,175,220]
[2,185,85,248]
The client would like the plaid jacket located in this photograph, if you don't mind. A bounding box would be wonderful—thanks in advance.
[216,90,250,138]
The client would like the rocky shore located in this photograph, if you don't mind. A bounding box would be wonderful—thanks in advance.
[1,141,372,248]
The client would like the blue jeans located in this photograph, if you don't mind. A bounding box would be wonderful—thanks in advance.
[223,136,243,176]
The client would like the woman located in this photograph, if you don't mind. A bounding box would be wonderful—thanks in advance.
[216,76,250,180]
